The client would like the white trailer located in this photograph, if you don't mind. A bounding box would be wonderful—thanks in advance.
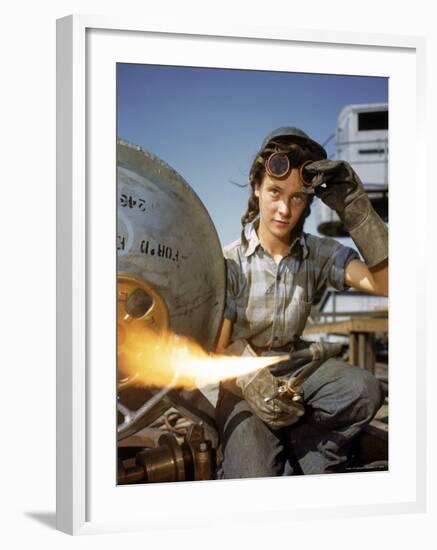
[312,103,389,321]
[316,102,388,237]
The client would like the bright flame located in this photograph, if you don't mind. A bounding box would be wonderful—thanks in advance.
[118,323,285,390]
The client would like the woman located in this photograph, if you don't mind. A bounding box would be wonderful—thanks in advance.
[215,127,388,478]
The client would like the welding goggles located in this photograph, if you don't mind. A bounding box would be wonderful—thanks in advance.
[264,152,314,186]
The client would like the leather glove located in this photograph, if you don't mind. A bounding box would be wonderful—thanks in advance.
[304,160,388,268]
[236,367,305,429]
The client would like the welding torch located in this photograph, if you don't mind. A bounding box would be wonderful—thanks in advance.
[263,341,344,403]
[264,358,325,403]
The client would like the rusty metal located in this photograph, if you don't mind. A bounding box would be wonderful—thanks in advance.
[118,423,213,484]
[185,424,213,481]
[134,433,186,483]
[195,441,213,481]
[117,460,145,484]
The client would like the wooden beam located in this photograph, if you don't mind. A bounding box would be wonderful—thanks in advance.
[303,317,388,335]
[349,333,357,366]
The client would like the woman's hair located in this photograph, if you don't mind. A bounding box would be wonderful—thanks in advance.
[241,138,323,235]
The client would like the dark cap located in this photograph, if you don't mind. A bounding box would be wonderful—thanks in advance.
[259,126,327,160]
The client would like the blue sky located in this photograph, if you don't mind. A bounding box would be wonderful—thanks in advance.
[117,64,388,245]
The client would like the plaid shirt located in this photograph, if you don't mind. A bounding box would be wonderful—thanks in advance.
[223,220,359,350]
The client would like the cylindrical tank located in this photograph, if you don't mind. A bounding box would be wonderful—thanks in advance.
[116,141,226,439]
[117,140,226,350]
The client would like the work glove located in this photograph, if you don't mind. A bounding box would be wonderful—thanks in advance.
[221,340,304,428]
[236,367,305,429]
[304,160,388,268]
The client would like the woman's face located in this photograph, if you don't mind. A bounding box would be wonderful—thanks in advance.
[254,167,309,246]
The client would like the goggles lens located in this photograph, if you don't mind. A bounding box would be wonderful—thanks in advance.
[265,152,290,178]
[299,160,314,186]
[265,153,313,186]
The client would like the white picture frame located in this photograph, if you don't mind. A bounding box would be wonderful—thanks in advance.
[56,14,427,535]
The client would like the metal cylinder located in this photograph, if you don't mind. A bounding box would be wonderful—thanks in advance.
[117,460,145,484]
[194,441,213,481]
[135,434,186,482]
[117,140,226,351]
[116,140,226,440]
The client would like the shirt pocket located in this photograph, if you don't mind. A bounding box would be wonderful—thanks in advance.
[243,292,273,332]
[285,286,313,337]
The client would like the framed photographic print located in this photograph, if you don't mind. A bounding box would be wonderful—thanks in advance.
[56,15,426,535]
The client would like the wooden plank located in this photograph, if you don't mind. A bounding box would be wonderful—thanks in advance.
[358,333,366,369]
[349,333,357,366]
[304,317,388,335]
[366,333,376,373]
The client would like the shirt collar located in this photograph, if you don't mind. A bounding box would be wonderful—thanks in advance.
[242,218,309,259]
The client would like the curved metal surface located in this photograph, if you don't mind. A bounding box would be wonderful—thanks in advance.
[117,140,226,350]
[116,141,225,441]
[117,273,171,391]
